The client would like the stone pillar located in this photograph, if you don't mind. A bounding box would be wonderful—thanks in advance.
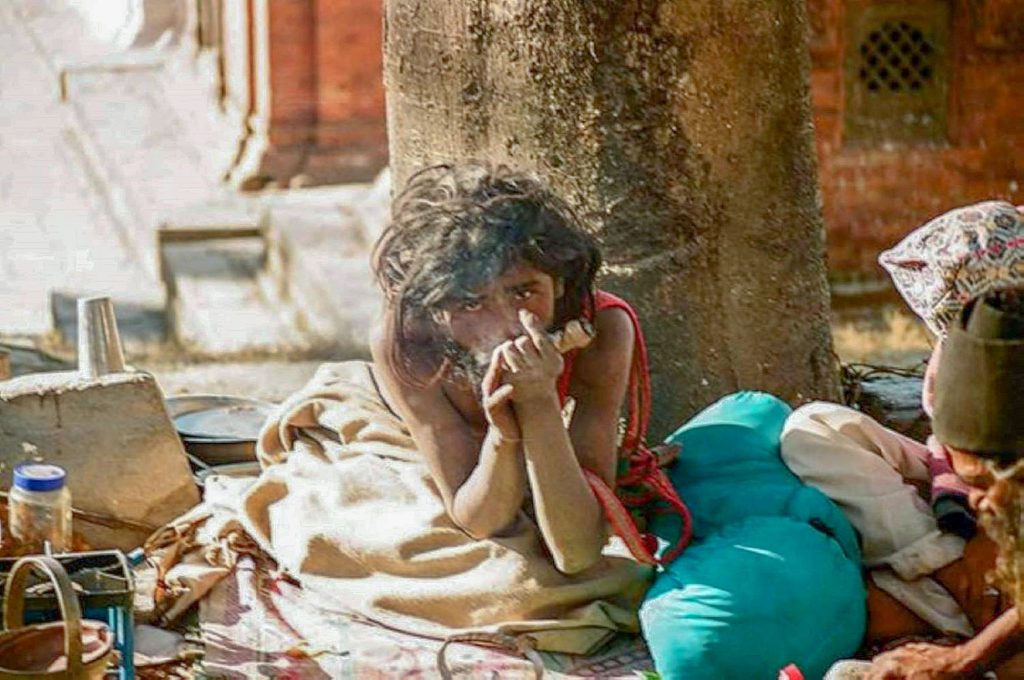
[225,0,388,189]
[385,1,841,437]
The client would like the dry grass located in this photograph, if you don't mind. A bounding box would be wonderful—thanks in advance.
[832,306,935,367]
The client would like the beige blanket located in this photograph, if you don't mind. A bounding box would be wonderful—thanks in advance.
[238,361,652,655]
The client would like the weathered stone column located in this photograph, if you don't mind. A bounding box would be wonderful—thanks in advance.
[225,0,388,189]
[385,1,840,436]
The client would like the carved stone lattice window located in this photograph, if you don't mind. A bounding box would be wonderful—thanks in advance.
[845,2,950,145]
[859,21,934,94]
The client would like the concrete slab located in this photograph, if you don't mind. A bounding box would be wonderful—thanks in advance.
[1,0,385,366]
[0,370,200,550]
[0,1,165,339]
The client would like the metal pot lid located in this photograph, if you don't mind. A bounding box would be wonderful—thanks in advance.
[166,395,275,442]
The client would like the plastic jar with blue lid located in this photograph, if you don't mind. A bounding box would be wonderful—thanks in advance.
[9,463,72,553]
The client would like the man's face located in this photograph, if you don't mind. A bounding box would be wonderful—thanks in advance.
[436,262,563,386]
[947,447,1015,518]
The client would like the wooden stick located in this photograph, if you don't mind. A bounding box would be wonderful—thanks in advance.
[0,491,158,534]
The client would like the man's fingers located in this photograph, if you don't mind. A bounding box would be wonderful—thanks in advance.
[484,383,515,410]
[519,309,555,356]
[514,335,537,358]
[481,347,504,395]
[501,341,524,372]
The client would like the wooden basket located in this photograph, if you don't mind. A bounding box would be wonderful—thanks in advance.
[0,556,113,679]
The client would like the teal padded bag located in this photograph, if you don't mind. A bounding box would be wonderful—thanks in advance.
[640,392,866,680]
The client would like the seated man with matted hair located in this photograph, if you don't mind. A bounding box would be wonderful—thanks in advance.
[783,202,1024,646]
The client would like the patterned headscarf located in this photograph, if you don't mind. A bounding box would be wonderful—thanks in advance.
[879,201,1024,337]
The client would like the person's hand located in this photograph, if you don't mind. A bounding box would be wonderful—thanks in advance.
[650,441,682,467]
[933,533,1002,630]
[865,642,968,679]
[498,309,564,404]
[481,350,520,444]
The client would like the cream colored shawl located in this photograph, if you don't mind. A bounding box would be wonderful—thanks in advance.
[240,361,652,654]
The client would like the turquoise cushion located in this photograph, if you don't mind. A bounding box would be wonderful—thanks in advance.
[640,392,866,680]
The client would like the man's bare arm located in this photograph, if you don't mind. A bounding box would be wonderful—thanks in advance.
[369,326,526,538]
[867,607,1024,679]
[514,308,633,574]
[958,607,1024,676]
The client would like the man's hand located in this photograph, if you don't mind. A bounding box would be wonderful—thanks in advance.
[498,309,564,403]
[934,534,1002,631]
[651,441,682,467]
[865,642,969,679]
[481,350,520,443]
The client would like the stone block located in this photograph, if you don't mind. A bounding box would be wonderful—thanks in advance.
[161,237,311,358]
[0,371,200,551]
[850,374,930,442]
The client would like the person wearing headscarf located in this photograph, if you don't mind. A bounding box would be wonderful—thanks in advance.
[865,288,1024,678]
[782,201,1024,643]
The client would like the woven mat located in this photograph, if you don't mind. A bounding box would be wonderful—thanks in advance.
[199,557,653,678]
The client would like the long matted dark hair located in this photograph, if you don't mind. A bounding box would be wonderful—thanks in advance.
[372,162,602,385]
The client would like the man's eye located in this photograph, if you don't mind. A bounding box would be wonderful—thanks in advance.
[459,300,482,312]
[514,289,534,301]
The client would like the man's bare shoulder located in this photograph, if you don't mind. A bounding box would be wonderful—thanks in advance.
[572,306,634,391]
[368,319,454,418]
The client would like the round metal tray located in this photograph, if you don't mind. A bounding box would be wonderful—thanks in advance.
[194,461,263,486]
[165,394,275,442]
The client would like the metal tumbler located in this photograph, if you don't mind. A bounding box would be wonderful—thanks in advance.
[77,296,126,378]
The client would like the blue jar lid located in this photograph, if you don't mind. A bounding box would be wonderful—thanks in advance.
[13,463,67,492]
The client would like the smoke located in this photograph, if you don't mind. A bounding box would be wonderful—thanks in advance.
[441,338,494,394]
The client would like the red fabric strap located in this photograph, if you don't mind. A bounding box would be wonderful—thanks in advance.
[569,291,693,566]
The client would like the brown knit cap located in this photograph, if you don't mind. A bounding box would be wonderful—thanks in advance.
[933,289,1024,461]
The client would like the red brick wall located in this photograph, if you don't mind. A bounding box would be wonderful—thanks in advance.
[222,0,387,186]
[809,0,1024,277]
[266,0,317,149]
[310,0,388,180]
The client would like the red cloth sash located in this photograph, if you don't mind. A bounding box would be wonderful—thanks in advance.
[558,291,693,565]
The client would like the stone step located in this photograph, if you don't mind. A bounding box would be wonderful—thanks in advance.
[160,234,314,359]
[260,200,382,361]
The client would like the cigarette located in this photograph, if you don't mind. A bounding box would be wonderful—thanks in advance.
[551,319,595,353]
